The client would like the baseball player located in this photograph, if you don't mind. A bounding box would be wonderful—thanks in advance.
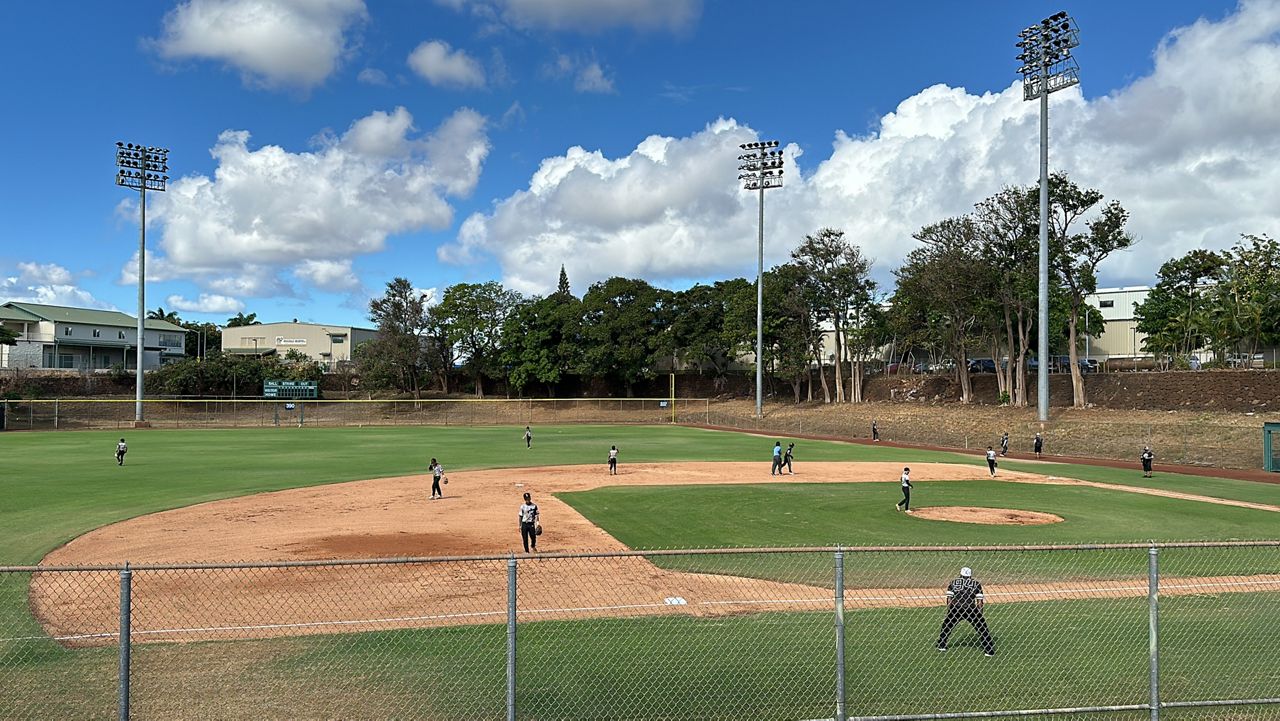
[524,426,533,449]
[608,445,618,475]
[895,467,913,513]
[518,492,540,553]
[783,443,795,475]
[936,566,996,656]
[872,420,880,442]
[985,446,998,477]
[115,438,128,466]
[1033,432,1044,459]
[771,441,783,476]
[1000,432,1009,457]
[429,458,444,500]
[1141,446,1155,478]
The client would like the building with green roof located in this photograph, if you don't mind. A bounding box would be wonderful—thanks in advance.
[0,301,188,370]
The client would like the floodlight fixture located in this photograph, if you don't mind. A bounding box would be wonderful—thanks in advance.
[734,137,786,418]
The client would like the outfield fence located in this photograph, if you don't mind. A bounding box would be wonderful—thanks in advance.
[0,397,713,431]
[2,542,1279,720]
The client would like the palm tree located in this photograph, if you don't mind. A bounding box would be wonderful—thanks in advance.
[146,307,181,323]
[225,312,261,328]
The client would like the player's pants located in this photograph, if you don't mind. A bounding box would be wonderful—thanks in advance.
[431,478,442,498]
[784,458,793,473]
[772,457,782,475]
[521,522,537,552]
[937,606,995,654]
[1142,459,1152,475]
[608,458,617,474]
[873,429,880,441]
[987,460,997,475]
[526,437,532,448]
[116,451,126,465]
[897,487,910,510]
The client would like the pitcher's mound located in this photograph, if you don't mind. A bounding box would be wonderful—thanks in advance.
[911,506,1063,525]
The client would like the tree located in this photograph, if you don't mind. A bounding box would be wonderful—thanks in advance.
[0,325,17,346]
[761,264,821,403]
[363,278,431,396]
[791,228,874,403]
[1134,249,1225,365]
[1048,174,1135,407]
[666,279,753,388]
[1208,234,1280,357]
[580,277,669,396]
[435,281,522,398]
[225,312,260,327]
[974,185,1039,406]
[181,321,222,359]
[502,290,582,396]
[557,265,572,296]
[146,307,181,323]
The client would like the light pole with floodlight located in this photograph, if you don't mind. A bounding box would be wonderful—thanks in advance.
[1016,11,1079,423]
[115,142,170,425]
[737,139,785,419]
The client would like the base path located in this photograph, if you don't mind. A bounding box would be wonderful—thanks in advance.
[30,462,1279,645]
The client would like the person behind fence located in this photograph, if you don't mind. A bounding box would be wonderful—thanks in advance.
[783,443,795,475]
[519,492,540,553]
[608,445,618,475]
[1000,431,1009,457]
[872,420,880,442]
[115,438,128,466]
[936,566,996,656]
[1141,446,1155,478]
[429,458,444,500]
[895,467,913,512]
[771,441,784,476]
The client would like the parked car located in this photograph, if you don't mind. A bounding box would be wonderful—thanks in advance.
[1226,353,1265,369]
[1079,358,1099,373]
[928,359,956,373]
[967,358,997,374]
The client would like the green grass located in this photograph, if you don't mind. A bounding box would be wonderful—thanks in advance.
[4,593,1277,719]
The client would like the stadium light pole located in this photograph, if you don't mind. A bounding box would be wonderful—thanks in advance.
[115,142,170,425]
[737,139,784,419]
[1017,11,1079,423]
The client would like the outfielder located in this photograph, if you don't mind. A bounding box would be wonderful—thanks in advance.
[1141,446,1155,478]
[524,426,533,449]
[937,566,996,656]
[115,438,128,466]
[1000,432,1009,457]
[1033,432,1044,459]
[895,467,913,512]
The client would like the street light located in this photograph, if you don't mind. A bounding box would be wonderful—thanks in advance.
[115,141,170,425]
[737,139,785,419]
[1016,11,1079,423]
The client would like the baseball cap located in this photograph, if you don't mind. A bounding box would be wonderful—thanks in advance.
[960,567,972,577]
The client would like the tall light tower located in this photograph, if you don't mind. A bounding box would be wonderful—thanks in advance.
[737,139,784,419]
[1017,11,1079,423]
[115,142,170,425]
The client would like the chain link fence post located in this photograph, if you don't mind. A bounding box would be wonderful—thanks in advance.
[118,562,132,721]
[507,555,517,721]
[1148,545,1160,721]
[834,547,846,721]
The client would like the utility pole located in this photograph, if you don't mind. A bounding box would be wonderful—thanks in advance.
[736,139,785,418]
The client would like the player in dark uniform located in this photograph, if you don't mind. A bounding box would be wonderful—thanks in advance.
[872,420,880,442]
[115,438,128,466]
[895,467,913,512]
[1033,433,1044,459]
[1141,446,1154,478]
[783,443,795,475]
[771,441,783,476]
[429,458,444,500]
[608,445,618,475]
[985,447,998,477]
[937,567,995,656]
[1000,432,1009,457]
[524,426,533,449]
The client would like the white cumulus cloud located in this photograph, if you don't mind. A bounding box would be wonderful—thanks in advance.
[293,259,361,292]
[166,293,246,314]
[152,0,367,90]
[136,106,489,299]
[444,1,1280,294]
[1,267,112,310]
[574,62,615,93]
[408,40,486,89]
[17,262,73,286]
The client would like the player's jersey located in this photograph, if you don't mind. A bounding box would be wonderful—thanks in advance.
[947,577,984,606]
[986,450,996,462]
[519,503,539,524]
[901,473,911,488]
[432,464,443,479]
[773,446,782,458]
[116,442,127,454]
[608,449,618,460]
[1141,450,1154,462]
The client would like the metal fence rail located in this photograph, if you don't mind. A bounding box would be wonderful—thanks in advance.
[0,397,714,431]
[1,542,1278,720]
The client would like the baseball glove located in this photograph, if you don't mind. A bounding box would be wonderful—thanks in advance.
[442,476,449,485]
[535,523,543,536]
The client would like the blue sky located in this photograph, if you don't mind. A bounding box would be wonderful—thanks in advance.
[1,0,1273,327]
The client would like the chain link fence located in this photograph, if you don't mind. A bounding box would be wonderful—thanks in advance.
[2,542,1278,720]
[0,398,713,432]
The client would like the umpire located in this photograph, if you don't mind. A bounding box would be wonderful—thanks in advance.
[936,567,996,656]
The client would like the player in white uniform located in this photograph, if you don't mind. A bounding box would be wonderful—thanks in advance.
[115,438,128,466]
[895,467,913,512]
[608,446,618,475]
[985,447,998,477]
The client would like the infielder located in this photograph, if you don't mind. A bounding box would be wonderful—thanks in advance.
[985,446,998,477]
[771,441,783,476]
[783,443,795,475]
[115,438,128,466]
[429,458,445,500]
[608,445,618,475]
[1141,446,1155,478]
[895,467,913,512]
[937,566,996,656]
[524,426,533,449]
[518,492,540,553]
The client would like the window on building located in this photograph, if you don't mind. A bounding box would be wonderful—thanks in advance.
[1099,300,1114,308]
[63,327,72,336]
[159,333,183,348]
[330,335,345,343]
[93,329,101,338]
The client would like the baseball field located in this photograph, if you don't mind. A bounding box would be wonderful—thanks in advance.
[3,424,1279,719]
